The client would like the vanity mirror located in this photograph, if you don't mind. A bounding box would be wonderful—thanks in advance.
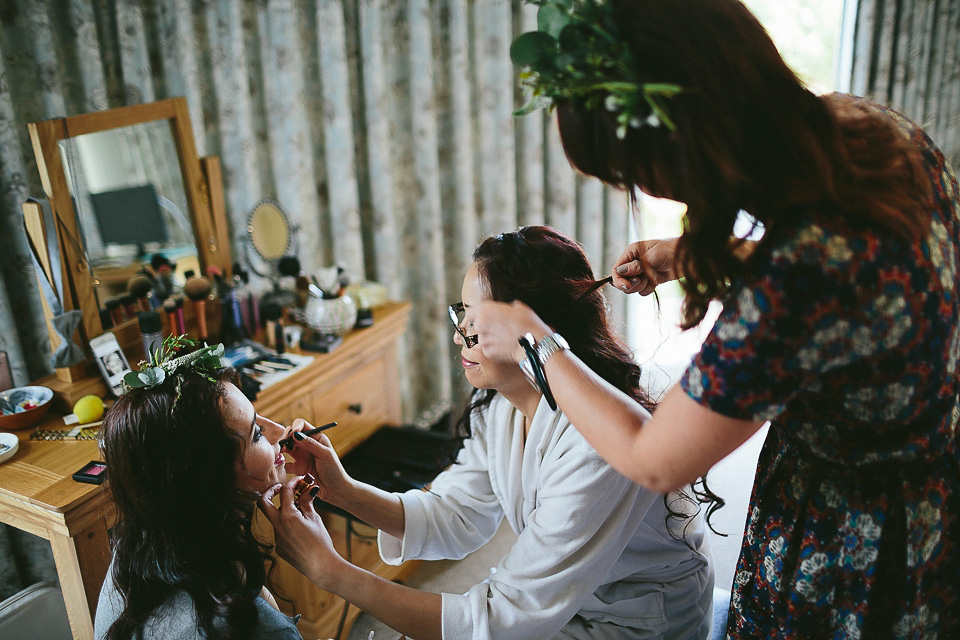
[248,199,292,262]
[58,119,200,302]
[25,97,231,380]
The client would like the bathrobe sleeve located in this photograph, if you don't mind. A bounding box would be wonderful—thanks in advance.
[383,412,662,639]
[378,419,505,563]
[443,434,658,640]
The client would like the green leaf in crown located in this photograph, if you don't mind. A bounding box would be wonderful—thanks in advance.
[510,0,683,137]
[121,335,225,393]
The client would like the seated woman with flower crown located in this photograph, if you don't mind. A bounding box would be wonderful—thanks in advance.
[94,337,305,640]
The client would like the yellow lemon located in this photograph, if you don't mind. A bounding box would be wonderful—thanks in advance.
[73,395,104,424]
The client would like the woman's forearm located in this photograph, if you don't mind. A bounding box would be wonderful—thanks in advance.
[328,479,406,539]
[539,347,658,485]
[543,349,764,492]
[320,561,443,640]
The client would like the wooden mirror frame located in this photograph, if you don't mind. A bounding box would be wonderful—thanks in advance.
[25,97,231,383]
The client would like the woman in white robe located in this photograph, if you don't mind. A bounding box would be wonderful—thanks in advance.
[260,226,715,639]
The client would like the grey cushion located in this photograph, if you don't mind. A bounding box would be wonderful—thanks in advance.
[0,581,72,640]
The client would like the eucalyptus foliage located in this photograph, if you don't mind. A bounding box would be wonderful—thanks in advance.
[122,335,225,397]
[510,0,682,138]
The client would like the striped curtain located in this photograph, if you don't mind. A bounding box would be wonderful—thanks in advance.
[840,0,960,167]
[0,0,632,428]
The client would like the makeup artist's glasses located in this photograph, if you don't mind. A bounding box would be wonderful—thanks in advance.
[448,277,612,350]
[448,302,479,348]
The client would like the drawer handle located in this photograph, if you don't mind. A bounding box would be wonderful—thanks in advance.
[348,403,363,414]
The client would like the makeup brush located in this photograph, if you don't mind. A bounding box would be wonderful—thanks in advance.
[151,253,176,298]
[162,298,178,336]
[105,297,123,327]
[278,421,338,450]
[174,296,187,335]
[119,293,137,320]
[128,274,155,312]
[183,275,213,341]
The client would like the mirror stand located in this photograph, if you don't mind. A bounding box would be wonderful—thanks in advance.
[24,98,233,409]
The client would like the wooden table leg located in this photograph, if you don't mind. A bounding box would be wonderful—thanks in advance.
[48,521,110,640]
[49,532,95,640]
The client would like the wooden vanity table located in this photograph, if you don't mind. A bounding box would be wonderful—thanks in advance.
[0,301,415,640]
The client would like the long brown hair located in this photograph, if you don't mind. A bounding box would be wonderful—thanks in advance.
[453,225,724,535]
[100,369,282,640]
[556,0,933,328]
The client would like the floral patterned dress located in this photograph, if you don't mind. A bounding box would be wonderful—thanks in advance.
[681,102,960,639]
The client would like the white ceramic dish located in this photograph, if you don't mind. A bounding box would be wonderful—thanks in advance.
[0,432,19,464]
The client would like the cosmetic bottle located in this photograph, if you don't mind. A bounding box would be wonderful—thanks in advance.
[217,276,246,345]
[262,302,285,354]
[232,265,253,337]
[138,311,163,360]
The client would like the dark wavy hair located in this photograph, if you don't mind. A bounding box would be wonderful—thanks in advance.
[556,0,933,329]
[99,368,281,640]
[452,225,724,536]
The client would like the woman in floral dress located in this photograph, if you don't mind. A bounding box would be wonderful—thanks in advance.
[470,0,959,637]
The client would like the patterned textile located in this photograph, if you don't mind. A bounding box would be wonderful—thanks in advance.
[681,100,960,638]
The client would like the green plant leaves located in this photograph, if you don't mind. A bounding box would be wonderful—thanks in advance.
[537,0,573,39]
[511,0,683,133]
[510,31,557,70]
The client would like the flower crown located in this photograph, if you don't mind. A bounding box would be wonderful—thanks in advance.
[510,0,682,139]
[123,335,225,393]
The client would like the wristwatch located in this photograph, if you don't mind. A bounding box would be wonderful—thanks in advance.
[535,332,569,365]
[517,333,567,411]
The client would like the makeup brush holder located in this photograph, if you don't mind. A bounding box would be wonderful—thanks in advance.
[304,293,357,336]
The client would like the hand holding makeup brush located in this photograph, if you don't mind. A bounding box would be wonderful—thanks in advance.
[184,274,213,341]
[280,419,350,504]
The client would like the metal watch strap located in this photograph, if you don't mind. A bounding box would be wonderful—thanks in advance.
[535,332,568,364]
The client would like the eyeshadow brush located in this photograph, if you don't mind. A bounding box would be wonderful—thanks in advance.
[278,421,338,450]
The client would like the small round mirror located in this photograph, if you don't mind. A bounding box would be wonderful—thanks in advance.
[247,200,290,261]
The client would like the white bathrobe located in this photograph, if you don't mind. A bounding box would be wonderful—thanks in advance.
[379,394,714,639]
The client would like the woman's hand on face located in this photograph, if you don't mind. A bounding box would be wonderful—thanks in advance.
[258,477,343,590]
[282,418,319,478]
[284,429,352,504]
[468,300,552,364]
[612,238,678,296]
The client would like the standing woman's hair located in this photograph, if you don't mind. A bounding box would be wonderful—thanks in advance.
[100,369,276,640]
[453,225,723,533]
[556,0,932,328]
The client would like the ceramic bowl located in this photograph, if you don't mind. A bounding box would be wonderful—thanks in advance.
[0,386,54,431]
[0,432,19,464]
[305,294,358,336]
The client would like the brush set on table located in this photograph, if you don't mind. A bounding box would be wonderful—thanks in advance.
[221,340,314,394]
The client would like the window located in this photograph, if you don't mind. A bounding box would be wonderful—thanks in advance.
[627,0,848,396]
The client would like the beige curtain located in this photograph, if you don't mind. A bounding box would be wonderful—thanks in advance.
[841,0,960,167]
[0,0,631,427]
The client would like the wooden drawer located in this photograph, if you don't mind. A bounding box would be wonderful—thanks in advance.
[312,356,392,455]
[262,392,315,430]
